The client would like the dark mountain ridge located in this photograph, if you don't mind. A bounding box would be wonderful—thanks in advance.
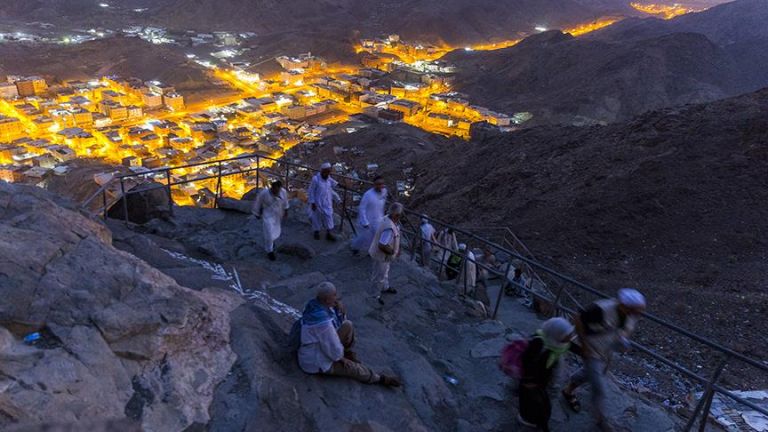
[446,0,768,124]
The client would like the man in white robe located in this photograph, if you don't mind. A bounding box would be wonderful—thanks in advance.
[351,176,387,255]
[369,203,403,305]
[308,162,338,241]
[419,216,437,268]
[457,243,477,294]
[253,180,289,261]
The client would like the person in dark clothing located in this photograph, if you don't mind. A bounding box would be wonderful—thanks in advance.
[518,317,576,431]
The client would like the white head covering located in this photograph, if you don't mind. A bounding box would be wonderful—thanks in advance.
[542,317,575,344]
[618,288,646,308]
[458,243,467,251]
[320,162,332,170]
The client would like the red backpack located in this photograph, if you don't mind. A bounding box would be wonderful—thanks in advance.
[499,338,529,379]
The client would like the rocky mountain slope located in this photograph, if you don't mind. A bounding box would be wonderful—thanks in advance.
[292,87,768,388]
[0,179,685,430]
[0,183,239,430]
[0,36,228,101]
[2,0,622,45]
[446,0,768,124]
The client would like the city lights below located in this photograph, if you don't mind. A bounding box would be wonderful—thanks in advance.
[563,17,621,36]
[630,2,699,19]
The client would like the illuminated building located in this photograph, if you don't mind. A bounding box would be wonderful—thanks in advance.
[127,105,144,120]
[0,116,24,141]
[163,93,185,111]
[100,101,128,121]
[388,99,423,117]
[0,165,24,182]
[147,81,175,95]
[15,77,48,97]
[0,83,19,99]
[142,92,163,109]
[72,108,94,127]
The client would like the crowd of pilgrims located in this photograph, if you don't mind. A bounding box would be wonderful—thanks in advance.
[250,163,647,432]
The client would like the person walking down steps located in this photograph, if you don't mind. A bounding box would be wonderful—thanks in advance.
[517,317,577,431]
[351,176,387,255]
[561,288,647,432]
[252,180,289,261]
[369,203,403,305]
[308,162,339,242]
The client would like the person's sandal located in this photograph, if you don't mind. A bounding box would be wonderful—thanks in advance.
[562,390,581,413]
[378,375,402,387]
[344,350,360,363]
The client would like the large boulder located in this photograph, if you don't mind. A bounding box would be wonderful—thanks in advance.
[107,181,172,224]
[0,182,237,431]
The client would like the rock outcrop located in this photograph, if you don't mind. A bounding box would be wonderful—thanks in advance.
[107,181,173,224]
[0,182,238,431]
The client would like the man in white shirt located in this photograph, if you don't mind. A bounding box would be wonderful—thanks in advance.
[419,216,436,267]
[307,162,338,241]
[351,176,387,255]
[369,203,403,305]
[298,282,401,387]
[252,180,289,261]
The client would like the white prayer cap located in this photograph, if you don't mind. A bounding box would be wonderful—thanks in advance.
[458,243,467,250]
[618,288,646,308]
[320,162,332,169]
[542,317,575,342]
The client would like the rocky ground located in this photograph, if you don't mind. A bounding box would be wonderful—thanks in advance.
[104,197,687,431]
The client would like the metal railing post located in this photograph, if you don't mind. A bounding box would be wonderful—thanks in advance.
[256,155,260,190]
[284,161,290,191]
[551,283,568,316]
[101,189,107,220]
[214,162,223,208]
[461,254,468,296]
[684,356,729,432]
[165,169,174,216]
[492,262,512,320]
[119,178,129,225]
[339,185,348,234]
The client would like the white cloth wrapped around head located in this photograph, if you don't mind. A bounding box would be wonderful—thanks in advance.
[320,162,332,170]
[618,288,646,308]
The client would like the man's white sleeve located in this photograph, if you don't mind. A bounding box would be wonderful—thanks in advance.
[308,177,318,204]
[317,321,344,362]
[379,229,393,245]
[358,192,370,226]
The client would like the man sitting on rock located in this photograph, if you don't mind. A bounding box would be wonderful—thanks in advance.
[298,282,401,387]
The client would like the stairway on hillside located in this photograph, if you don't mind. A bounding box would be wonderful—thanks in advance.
[110,205,685,431]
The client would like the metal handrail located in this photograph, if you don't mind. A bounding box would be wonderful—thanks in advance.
[81,152,768,429]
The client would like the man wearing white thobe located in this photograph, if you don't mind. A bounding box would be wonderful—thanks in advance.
[419,216,437,267]
[351,176,387,255]
[369,202,403,305]
[253,180,289,261]
[308,162,338,241]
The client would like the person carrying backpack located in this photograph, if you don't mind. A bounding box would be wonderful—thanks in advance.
[561,288,646,432]
[505,317,576,431]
